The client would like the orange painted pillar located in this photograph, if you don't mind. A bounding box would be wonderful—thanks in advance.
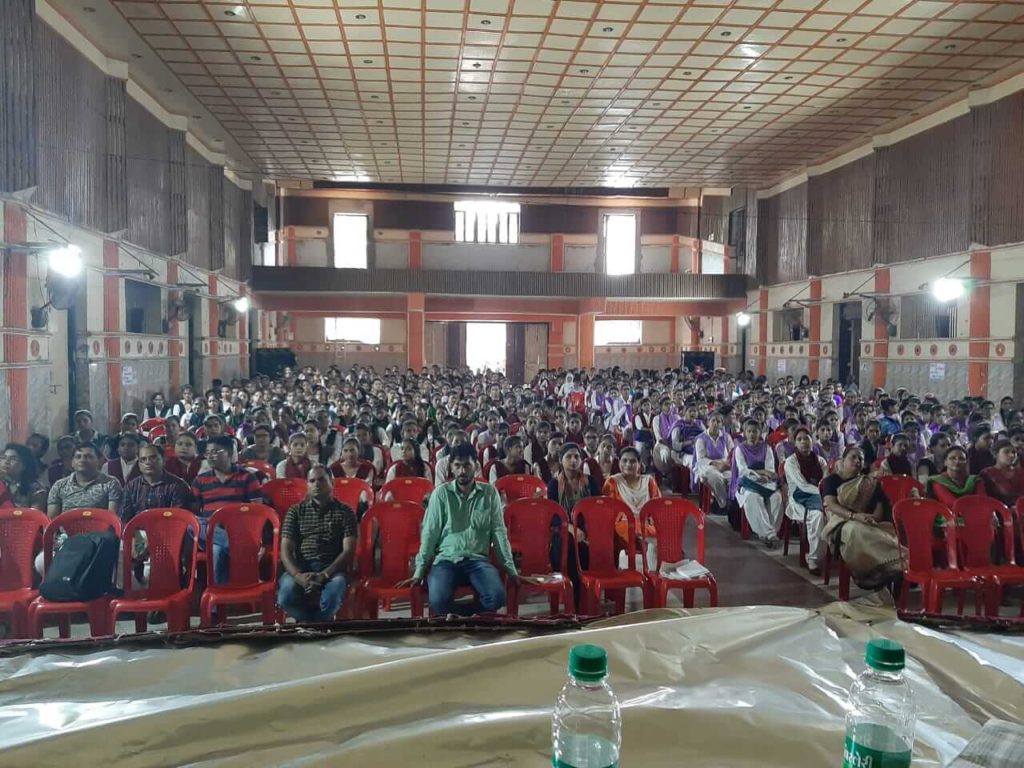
[409,231,422,269]
[872,266,890,391]
[691,240,701,274]
[407,292,425,370]
[286,226,297,266]
[3,204,29,441]
[578,314,595,369]
[968,251,991,396]
[548,319,565,369]
[723,245,734,275]
[808,277,822,381]
[104,240,124,427]
[757,289,768,377]
[670,235,680,273]
[550,234,564,272]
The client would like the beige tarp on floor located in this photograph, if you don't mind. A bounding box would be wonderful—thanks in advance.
[0,605,1022,767]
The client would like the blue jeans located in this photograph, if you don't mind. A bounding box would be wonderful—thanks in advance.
[792,488,823,512]
[427,559,506,616]
[277,560,348,622]
[198,523,231,585]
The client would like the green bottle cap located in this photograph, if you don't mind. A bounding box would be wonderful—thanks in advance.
[569,644,608,682]
[865,638,905,671]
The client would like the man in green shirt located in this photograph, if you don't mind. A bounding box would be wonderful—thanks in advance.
[398,443,519,615]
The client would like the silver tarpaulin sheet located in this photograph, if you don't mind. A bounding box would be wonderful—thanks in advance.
[0,605,1022,767]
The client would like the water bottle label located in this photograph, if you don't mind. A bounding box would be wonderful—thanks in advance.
[843,735,912,768]
[552,758,617,768]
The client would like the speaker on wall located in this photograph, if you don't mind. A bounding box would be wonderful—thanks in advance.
[254,204,269,244]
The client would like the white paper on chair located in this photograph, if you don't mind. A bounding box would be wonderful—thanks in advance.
[659,559,711,580]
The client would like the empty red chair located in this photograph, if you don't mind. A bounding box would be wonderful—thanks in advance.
[263,477,307,519]
[953,496,1024,617]
[333,477,374,512]
[353,502,425,618]
[572,497,646,615]
[504,499,572,616]
[140,417,165,437]
[242,459,277,481]
[892,499,984,615]
[495,473,547,503]
[879,475,924,504]
[0,508,48,638]
[379,476,433,505]
[199,503,280,627]
[640,498,718,609]
[108,507,200,633]
[28,508,122,638]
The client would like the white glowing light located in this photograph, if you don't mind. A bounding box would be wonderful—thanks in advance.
[48,245,83,278]
[932,277,964,302]
[736,312,752,327]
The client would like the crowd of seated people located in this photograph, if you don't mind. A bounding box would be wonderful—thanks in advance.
[2,364,1024,632]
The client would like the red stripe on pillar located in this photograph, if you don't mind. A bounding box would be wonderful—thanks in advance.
[578,314,595,369]
[287,226,297,266]
[968,251,991,396]
[2,252,28,329]
[551,234,564,272]
[690,241,701,274]
[548,319,564,369]
[407,293,425,370]
[670,236,680,273]
[409,231,422,269]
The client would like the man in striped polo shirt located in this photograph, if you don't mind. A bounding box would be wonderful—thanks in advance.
[190,435,263,584]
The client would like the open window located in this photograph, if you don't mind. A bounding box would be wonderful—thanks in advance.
[603,212,637,275]
[454,200,520,244]
[325,317,381,344]
[333,213,369,269]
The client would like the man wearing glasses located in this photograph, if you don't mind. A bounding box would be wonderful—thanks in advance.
[189,435,263,584]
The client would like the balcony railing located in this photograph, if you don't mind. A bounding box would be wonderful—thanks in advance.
[251,267,749,299]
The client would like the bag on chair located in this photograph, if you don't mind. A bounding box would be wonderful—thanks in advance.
[39,531,119,602]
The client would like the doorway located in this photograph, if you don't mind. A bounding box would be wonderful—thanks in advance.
[466,322,507,374]
[835,301,862,387]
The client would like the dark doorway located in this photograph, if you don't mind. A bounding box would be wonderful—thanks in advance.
[835,301,862,387]
[187,308,199,387]
[681,351,715,374]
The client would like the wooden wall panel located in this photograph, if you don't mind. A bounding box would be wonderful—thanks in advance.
[373,199,453,230]
[744,189,761,282]
[283,196,330,227]
[775,183,808,284]
[33,20,107,229]
[224,180,253,282]
[209,166,225,271]
[807,154,875,275]
[638,206,675,235]
[185,145,211,269]
[104,77,127,233]
[521,203,598,234]
[971,92,1024,248]
[125,96,171,254]
[698,195,729,244]
[0,0,36,194]
[872,114,971,264]
[168,130,187,255]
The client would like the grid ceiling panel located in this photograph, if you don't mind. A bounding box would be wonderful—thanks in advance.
[113,0,1024,186]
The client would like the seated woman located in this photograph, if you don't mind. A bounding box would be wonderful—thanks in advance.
[694,412,733,514]
[0,443,47,510]
[916,431,952,485]
[731,418,784,548]
[547,443,601,611]
[783,427,828,574]
[489,434,533,482]
[384,438,434,483]
[601,447,660,561]
[533,434,564,485]
[879,433,914,476]
[813,420,842,468]
[925,445,980,507]
[821,446,903,593]
[966,423,996,476]
[329,437,377,487]
[980,439,1024,508]
[584,436,619,488]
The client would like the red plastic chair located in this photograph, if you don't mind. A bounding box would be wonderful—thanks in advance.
[640,498,718,609]
[819,478,851,600]
[0,508,47,638]
[879,475,924,504]
[353,501,425,618]
[242,459,277,481]
[953,496,1024,617]
[148,424,166,440]
[333,477,374,511]
[263,478,308,520]
[892,499,985,615]
[108,507,200,633]
[495,473,547,503]
[140,417,165,437]
[199,503,280,627]
[28,508,122,638]
[504,499,572,616]
[481,459,498,483]
[379,476,433,505]
[572,497,646,615]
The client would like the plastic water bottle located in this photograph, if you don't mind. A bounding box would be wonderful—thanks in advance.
[552,644,622,768]
[843,638,916,768]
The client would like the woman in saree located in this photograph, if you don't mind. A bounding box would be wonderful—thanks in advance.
[980,439,1024,508]
[547,442,601,610]
[925,445,981,507]
[821,446,904,593]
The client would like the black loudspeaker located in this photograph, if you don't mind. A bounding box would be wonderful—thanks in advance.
[254,204,269,244]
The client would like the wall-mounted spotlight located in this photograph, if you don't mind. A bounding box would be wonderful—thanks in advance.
[932,277,965,303]
[48,245,83,277]
[233,296,250,313]
[736,312,752,327]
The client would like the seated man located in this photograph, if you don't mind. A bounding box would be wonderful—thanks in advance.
[398,443,519,616]
[278,465,358,623]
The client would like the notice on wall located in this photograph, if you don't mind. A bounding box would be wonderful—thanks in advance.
[929,362,946,381]
[121,366,136,386]
[777,359,786,373]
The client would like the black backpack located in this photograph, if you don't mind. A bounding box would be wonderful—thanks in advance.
[40,531,119,602]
